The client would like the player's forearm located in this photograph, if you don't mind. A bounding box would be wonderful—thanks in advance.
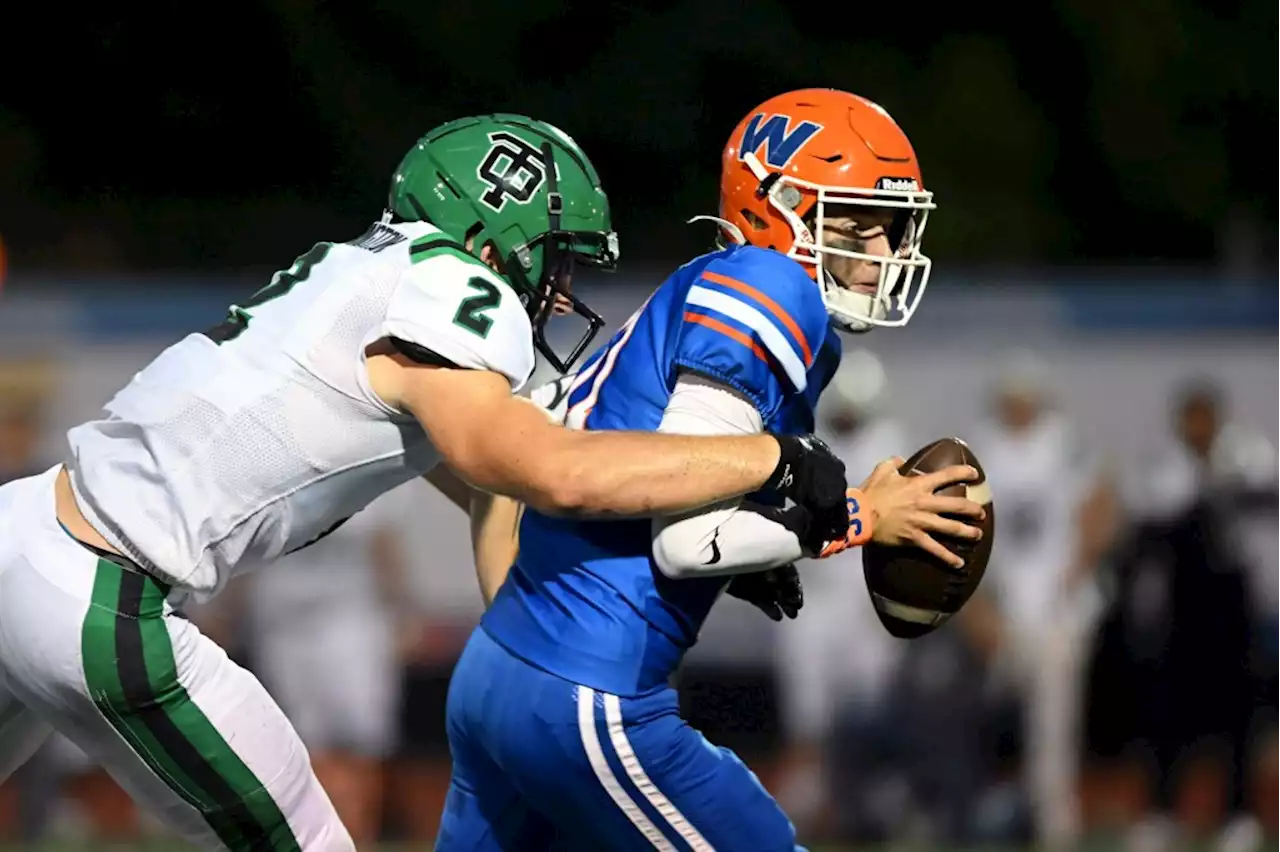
[424,465,472,513]
[471,490,522,606]
[652,501,805,578]
[408,365,781,516]
[513,428,782,517]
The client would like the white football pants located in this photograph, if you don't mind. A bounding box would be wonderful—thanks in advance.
[0,467,354,851]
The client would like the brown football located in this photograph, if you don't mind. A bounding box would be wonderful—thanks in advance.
[862,437,995,639]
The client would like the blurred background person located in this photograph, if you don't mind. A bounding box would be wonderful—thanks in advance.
[1086,380,1276,851]
[969,349,1121,850]
[0,359,52,484]
[188,486,425,847]
[0,360,143,844]
[245,488,422,846]
[382,478,485,844]
[771,349,911,841]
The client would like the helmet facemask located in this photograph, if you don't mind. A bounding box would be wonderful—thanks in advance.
[741,152,935,333]
[386,117,619,375]
[504,142,619,373]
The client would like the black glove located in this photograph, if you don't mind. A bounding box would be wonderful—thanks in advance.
[725,565,804,622]
[740,501,830,558]
[763,434,848,544]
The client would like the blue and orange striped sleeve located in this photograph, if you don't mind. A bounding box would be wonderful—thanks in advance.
[673,247,830,420]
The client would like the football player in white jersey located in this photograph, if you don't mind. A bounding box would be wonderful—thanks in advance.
[241,485,418,846]
[772,349,911,837]
[969,350,1119,850]
[0,115,858,851]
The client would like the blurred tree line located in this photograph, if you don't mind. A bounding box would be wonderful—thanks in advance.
[0,0,1274,275]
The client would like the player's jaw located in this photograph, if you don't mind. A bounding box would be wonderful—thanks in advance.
[473,240,506,275]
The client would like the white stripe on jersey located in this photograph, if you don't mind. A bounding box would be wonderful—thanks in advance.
[686,285,808,391]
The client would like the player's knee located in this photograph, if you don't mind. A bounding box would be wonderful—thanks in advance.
[750,805,801,852]
[714,747,800,851]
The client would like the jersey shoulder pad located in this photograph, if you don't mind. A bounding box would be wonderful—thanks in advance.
[674,246,828,417]
[383,235,535,390]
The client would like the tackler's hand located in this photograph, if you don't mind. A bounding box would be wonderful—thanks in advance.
[816,488,876,558]
[764,434,848,544]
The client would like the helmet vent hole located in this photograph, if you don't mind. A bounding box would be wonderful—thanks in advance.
[436,173,462,199]
[740,209,768,231]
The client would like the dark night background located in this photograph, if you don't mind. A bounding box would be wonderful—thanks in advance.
[0,4,1275,849]
[0,0,1276,277]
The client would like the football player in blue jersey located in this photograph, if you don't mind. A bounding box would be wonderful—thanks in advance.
[434,89,988,851]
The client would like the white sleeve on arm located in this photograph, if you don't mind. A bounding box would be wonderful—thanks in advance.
[650,372,806,579]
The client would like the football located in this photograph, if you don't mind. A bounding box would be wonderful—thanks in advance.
[862,437,995,639]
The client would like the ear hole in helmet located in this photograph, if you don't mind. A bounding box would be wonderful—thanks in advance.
[740,209,768,231]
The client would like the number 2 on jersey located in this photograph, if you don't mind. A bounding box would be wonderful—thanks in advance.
[204,243,332,344]
[452,277,502,338]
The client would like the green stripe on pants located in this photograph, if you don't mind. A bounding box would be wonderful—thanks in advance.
[81,558,301,851]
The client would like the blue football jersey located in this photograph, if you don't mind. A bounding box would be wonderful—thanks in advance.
[481,245,842,696]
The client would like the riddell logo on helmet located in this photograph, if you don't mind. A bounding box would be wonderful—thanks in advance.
[875,176,919,192]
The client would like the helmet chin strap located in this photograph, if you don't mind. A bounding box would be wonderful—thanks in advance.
[686,215,746,246]
[822,272,878,333]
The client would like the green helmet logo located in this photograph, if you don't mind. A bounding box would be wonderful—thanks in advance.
[387,114,620,372]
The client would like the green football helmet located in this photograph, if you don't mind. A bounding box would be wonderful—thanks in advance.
[387,114,619,372]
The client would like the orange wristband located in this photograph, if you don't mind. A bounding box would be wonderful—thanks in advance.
[817,488,875,558]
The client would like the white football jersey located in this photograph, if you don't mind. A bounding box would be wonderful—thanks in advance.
[65,221,534,596]
[971,412,1096,628]
[775,416,911,741]
[247,484,408,621]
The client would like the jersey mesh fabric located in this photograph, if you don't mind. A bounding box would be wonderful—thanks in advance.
[66,222,520,595]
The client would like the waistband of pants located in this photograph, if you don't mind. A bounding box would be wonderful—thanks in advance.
[57,519,172,598]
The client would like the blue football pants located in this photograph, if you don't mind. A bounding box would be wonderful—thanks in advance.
[435,627,805,851]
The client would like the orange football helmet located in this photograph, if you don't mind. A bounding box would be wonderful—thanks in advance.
[701,89,935,331]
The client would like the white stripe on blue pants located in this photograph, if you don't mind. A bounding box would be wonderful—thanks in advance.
[436,627,806,851]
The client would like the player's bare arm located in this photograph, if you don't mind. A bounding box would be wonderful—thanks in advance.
[423,465,472,513]
[369,351,838,519]
[468,490,523,606]
[423,464,522,606]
